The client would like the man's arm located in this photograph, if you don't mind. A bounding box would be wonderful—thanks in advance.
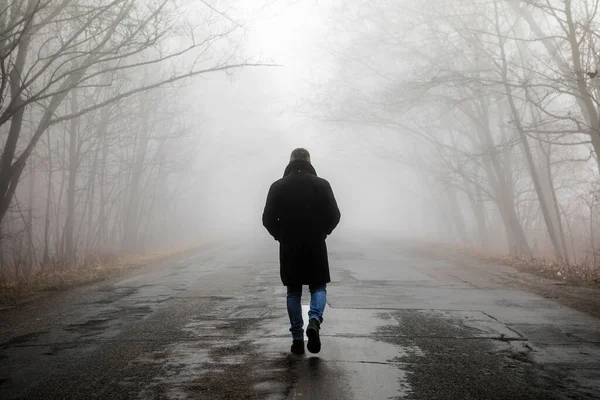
[323,181,341,235]
[262,184,280,240]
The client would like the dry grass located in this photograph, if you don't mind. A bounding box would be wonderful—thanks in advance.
[0,243,207,305]
[494,256,600,286]
[459,247,600,287]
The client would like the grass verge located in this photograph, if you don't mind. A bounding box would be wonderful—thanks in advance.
[0,244,211,306]
[457,246,600,287]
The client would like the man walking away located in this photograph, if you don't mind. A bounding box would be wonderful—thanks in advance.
[262,148,341,355]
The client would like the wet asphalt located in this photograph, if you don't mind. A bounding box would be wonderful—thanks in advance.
[0,235,599,399]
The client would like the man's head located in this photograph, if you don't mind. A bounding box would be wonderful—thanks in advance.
[290,148,311,163]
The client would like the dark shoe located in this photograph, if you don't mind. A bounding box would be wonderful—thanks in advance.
[291,339,305,355]
[306,318,321,354]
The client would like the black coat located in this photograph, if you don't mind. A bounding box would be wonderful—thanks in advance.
[262,160,341,286]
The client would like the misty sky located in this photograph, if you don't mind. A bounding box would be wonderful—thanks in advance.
[176,1,426,239]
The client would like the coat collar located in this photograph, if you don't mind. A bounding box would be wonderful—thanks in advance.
[283,160,317,177]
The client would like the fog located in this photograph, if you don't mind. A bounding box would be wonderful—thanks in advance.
[171,1,427,240]
[2,0,600,279]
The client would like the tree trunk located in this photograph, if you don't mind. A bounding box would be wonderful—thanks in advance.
[472,183,490,251]
[26,153,35,269]
[476,98,532,257]
[84,140,100,250]
[64,92,79,267]
[123,104,150,250]
[97,118,110,248]
[493,3,566,263]
[56,136,67,262]
[538,141,570,264]
[43,130,53,267]
[447,187,469,245]
[0,33,31,229]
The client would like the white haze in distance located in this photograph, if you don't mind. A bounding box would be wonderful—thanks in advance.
[178,1,427,242]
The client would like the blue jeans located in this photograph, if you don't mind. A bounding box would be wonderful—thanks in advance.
[286,284,327,340]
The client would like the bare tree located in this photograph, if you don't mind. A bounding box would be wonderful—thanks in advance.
[0,0,271,229]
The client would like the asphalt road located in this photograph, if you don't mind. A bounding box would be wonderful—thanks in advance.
[1,235,599,399]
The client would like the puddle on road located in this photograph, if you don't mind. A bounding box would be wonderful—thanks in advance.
[284,339,416,400]
[134,292,298,399]
[137,317,294,400]
[152,305,419,399]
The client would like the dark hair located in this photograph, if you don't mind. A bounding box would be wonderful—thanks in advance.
[290,148,311,163]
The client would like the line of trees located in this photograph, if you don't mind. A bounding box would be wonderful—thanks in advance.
[322,0,600,265]
[0,0,264,279]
